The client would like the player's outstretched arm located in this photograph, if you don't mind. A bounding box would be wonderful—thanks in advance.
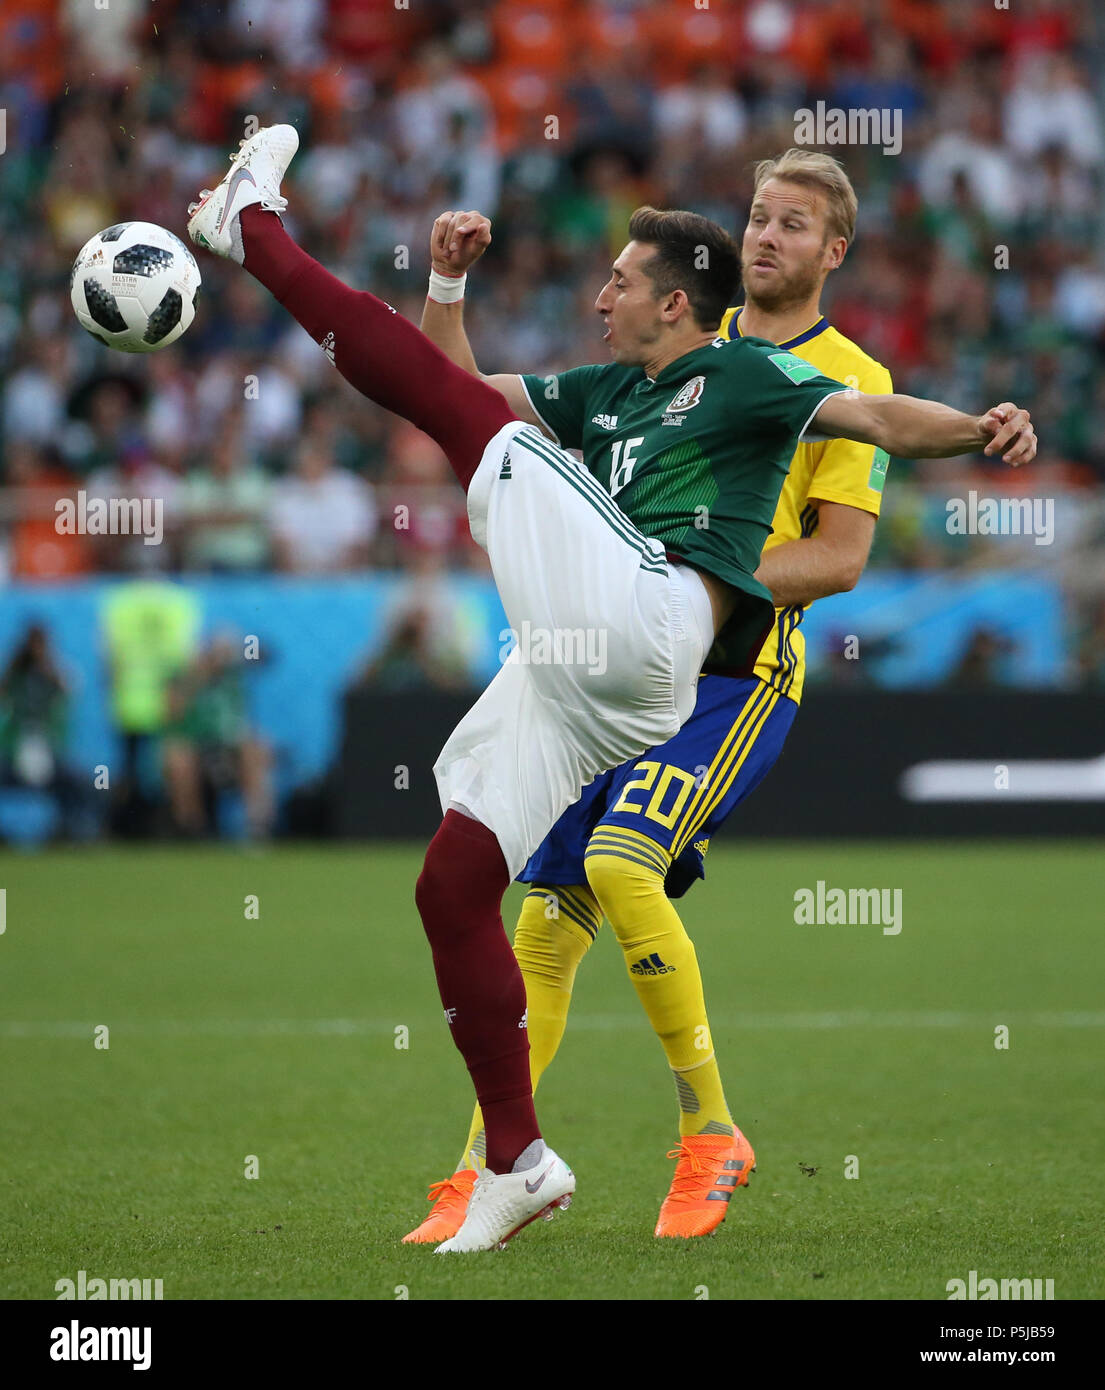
[813,392,1036,466]
[419,209,543,429]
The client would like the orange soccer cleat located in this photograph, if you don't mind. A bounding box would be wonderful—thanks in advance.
[654,1125,755,1238]
[401,1168,477,1245]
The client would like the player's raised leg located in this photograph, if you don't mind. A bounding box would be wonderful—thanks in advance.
[186,124,516,492]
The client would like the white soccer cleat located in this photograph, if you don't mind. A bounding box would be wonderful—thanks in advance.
[186,123,300,264]
[434,1141,575,1253]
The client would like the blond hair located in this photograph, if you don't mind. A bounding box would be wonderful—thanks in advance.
[752,149,858,246]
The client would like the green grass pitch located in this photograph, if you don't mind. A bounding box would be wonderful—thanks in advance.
[1,841,1101,1301]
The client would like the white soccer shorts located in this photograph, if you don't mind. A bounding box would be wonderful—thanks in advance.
[432,420,714,880]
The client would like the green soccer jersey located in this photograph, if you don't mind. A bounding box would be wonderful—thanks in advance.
[519,336,848,671]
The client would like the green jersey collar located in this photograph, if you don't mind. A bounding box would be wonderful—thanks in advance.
[651,340,725,386]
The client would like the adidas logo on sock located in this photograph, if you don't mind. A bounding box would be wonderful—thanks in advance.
[499,453,512,480]
[320,331,336,365]
[630,952,675,976]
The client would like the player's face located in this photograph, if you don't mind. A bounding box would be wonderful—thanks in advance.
[594,242,666,365]
[741,179,841,311]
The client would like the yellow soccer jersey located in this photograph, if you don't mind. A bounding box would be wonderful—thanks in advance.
[719,305,892,704]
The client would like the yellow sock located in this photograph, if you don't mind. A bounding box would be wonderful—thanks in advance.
[458,884,600,1171]
[585,825,733,1138]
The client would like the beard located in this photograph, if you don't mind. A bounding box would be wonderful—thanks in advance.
[609,316,662,366]
[741,254,824,313]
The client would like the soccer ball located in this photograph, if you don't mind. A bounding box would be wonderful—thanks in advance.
[70,221,201,353]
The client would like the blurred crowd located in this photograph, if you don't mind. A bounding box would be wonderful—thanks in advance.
[0,583,278,842]
[1,0,1104,661]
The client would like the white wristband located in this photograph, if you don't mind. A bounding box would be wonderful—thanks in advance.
[428,269,467,304]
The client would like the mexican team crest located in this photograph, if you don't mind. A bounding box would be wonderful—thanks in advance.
[665,375,706,414]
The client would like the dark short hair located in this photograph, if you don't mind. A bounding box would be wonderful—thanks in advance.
[627,206,740,331]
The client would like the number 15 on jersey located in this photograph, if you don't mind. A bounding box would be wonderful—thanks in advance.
[609,437,645,497]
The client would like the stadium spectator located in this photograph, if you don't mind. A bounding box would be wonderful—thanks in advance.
[351,604,471,693]
[144,351,196,466]
[162,631,275,839]
[349,541,488,693]
[228,0,327,72]
[2,442,93,580]
[268,437,377,572]
[101,580,201,835]
[396,41,493,161]
[945,626,1019,689]
[2,338,72,447]
[40,109,120,253]
[60,0,145,82]
[917,93,1023,224]
[179,411,271,573]
[1004,52,1104,169]
[69,378,148,478]
[655,61,748,156]
[376,420,472,567]
[1071,594,1105,689]
[85,438,180,574]
[0,621,87,836]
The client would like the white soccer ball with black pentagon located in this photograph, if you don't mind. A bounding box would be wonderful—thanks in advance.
[70,221,201,352]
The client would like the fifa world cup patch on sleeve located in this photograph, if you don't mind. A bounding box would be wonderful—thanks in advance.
[868,448,890,493]
[767,352,823,385]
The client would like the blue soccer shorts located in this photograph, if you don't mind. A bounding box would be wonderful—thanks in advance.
[518,673,798,899]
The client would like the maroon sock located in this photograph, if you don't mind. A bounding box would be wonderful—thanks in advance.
[238,207,517,489]
[415,810,540,1174]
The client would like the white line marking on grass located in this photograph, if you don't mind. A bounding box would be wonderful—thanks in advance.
[1,1011,1103,1038]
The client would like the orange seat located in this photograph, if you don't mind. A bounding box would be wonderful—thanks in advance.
[645,3,742,83]
[572,7,649,64]
[493,6,572,75]
[476,63,569,152]
[0,0,66,99]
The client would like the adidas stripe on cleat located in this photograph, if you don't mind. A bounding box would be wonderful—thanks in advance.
[654,1123,755,1238]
